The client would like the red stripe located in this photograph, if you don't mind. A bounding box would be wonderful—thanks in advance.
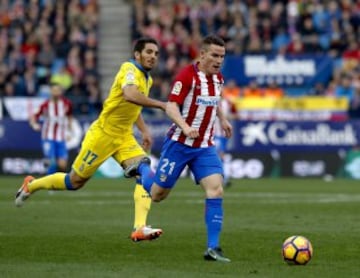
[192,75,216,148]
[53,101,59,141]
[208,124,215,146]
[60,101,66,141]
[43,102,49,139]
[177,76,200,144]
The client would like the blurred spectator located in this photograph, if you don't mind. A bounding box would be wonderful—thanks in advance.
[349,87,360,118]
[0,0,100,116]
[263,81,284,98]
[325,80,337,97]
[309,82,326,96]
[131,0,360,120]
[51,65,73,91]
[243,80,263,98]
[132,0,359,101]
[222,79,241,101]
[335,74,355,102]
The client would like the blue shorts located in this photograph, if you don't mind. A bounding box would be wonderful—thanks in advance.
[154,137,223,189]
[214,136,228,153]
[42,140,68,161]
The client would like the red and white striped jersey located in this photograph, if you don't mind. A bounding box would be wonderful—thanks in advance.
[167,63,224,148]
[33,97,72,142]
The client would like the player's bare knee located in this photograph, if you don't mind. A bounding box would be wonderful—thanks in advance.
[206,184,223,198]
[69,172,88,190]
[150,187,169,202]
[151,194,163,202]
[151,190,164,202]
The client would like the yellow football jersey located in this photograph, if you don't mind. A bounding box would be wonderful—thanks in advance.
[97,61,153,136]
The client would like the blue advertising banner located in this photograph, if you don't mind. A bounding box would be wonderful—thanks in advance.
[0,118,91,150]
[0,118,171,151]
[233,121,359,152]
[222,54,333,87]
[3,118,359,153]
[1,118,358,178]
[0,119,41,150]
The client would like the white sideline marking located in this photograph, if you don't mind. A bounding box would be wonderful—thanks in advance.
[6,194,360,206]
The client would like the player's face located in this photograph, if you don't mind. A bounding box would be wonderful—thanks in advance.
[200,44,226,75]
[50,85,63,99]
[136,43,159,71]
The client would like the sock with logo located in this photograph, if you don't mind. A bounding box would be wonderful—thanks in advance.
[133,181,151,229]
[205,198,223,249]
[138,163,155,194]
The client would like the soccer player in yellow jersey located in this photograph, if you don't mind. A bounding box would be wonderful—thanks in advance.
[15,37,166,241]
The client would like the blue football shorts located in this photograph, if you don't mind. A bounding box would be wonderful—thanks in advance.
[42,140,68,161]
[154,137,224,189]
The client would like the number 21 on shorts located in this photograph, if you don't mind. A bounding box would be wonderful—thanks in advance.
[160,158,176,175]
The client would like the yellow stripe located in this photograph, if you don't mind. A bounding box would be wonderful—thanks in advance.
[233,97,349,111]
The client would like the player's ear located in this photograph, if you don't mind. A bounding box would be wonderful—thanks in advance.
[199,48,206,59]
[134,51,141,60]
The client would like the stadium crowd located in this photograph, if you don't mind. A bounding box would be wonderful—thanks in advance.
[132,0,360,115]
[0,0,101,115]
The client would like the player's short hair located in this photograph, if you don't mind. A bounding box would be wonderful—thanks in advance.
[202,35,225,50]
[133,37,159,53]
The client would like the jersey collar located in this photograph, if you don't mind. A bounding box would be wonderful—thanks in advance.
[129,59,150,80]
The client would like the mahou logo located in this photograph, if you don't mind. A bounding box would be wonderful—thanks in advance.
[241,122,357,146]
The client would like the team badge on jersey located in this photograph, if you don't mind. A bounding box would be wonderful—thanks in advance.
[171,81,182,95]
[126,71,135,83]
[160,174,167,182]
[215,82,223,92]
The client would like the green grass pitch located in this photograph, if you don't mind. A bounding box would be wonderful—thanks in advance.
[1,177,360,277]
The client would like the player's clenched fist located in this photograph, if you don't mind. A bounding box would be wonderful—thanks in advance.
[183,126,199,138]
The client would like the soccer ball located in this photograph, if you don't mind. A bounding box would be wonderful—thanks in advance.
[282,235,313,265]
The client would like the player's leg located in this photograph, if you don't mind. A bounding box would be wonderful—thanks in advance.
[55,141,68,172]
[190,147,230,262]
[114,136,162,241]
[15,169,89,207]
[42,140,57,174]
[15,123,112,206]
[124,138,187,202]
[214,136,230,187]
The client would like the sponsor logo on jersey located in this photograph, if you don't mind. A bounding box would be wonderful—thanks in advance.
[195,96,220,106]
[171,81,182,95]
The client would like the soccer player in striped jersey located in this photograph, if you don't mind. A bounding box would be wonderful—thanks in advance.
[16,37,166,242]
[30,83,72,174]
[125,35,232,262]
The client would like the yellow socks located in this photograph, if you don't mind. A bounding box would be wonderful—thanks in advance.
[28,173,67,193]
[133,183,151,229]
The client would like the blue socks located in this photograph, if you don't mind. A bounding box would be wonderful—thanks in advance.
[205,198,223,249]
[65,173,75,190]
[47,162,57,174]
[138,162,154,194]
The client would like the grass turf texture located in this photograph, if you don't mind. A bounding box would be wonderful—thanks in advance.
[1,177,360,278]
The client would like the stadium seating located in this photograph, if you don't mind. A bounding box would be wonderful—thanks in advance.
[131,0,360,117]
[0,0,101,116]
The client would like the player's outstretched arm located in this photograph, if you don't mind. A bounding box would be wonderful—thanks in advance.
[123,85,166,110]
[166,102,199,138]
